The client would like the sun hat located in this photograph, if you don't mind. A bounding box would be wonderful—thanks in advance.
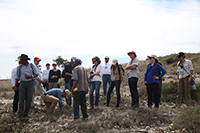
[52,62,57,65]
[71,56,77,62]
[112,58,118,65]
[147,54,158,60]
[34,57,41,61]
[15,56,20,62]
[105,56,109,59]
[127,50,137,57]
[20,54,31,61]
[64,89,70,97]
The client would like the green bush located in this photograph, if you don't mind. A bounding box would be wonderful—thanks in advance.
[165,55,177,64]
[161,81,177,103]
[172,106,200,133]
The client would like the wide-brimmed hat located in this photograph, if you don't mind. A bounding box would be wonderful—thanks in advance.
[127,50,137,57]
[147,54,158,60]
[15,56,20,62]
[71,56,77,62]
[20,54,30,61]
[105,56,109,59]
[112,58,118,65]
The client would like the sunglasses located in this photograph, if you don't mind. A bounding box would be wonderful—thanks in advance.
[93,60,97,63]
[149,57,153,59]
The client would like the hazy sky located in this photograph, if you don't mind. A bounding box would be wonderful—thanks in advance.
[0,0,200,79]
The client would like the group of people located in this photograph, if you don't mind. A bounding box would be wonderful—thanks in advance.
[11,51,194,120]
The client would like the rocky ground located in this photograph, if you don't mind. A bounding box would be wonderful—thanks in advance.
[1,53,200,132]
[0,82,193,133]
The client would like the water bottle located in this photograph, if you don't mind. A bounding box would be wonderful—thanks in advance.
[191,84,197,90]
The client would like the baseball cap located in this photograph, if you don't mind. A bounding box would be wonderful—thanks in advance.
[75,59,82,64]
[34,57,41,61]
[112,58,118,65]
[147,54,158,60]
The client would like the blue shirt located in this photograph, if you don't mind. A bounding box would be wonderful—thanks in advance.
[16,63,39,82]
[45,88,64,109]
[144,62,166,84]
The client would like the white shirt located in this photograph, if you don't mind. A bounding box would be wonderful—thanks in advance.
[177,59,194,79]
[102,62,111,75]
[91,64,103,82]
[42,69,50,80]
[11,67,17,86]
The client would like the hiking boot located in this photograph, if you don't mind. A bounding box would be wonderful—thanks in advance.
[94,106,98,109]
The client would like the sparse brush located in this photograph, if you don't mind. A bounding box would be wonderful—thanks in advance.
[172,106,200,133]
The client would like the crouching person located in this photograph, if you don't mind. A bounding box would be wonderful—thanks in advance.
[71,59,89,120]
[42,88,69,113]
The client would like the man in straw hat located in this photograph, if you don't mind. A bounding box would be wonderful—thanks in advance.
[13,54,39,119]
[42,88,69,113]
[126,50,140,108]
[11,56,21,115]
[62,56,77,106]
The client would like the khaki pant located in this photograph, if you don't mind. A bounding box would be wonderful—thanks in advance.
[176,77,191,106]
[42,95,59,113]
[49,82,59,89]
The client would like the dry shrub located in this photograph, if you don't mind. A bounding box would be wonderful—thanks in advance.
[172,106,200,133]
[161,81,177,103]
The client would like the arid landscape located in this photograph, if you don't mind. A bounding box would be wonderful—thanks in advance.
[0,53,200,133]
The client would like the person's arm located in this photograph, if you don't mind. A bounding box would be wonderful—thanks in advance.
[58,91,64,110]
[57,70,61,79]
[71,80,78,93]
[188,70,193,83]
[144,65,148,85]
[120,68,123,83]
[153,64,166,80]
[11,68,16,87]
[177,72,179,85]
[126,64,137,70]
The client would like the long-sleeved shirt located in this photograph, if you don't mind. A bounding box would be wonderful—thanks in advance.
[144,62,166,84]
[16,63,38,82]
[45,88,64,109]
[11,67,17,86]
[48,69,61,83]
[62,62,75,83]
[34,65,43,84]
[42,69,50,81]
[90,64,103,82]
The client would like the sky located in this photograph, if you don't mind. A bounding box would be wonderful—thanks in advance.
[0,0,200,79]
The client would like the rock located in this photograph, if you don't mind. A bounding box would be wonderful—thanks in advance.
[136,129,148,133]
[181,128,188,133]
[145,126,150,131]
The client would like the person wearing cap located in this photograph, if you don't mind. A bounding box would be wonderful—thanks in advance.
[175,52,194,107]
[13,54,39,119]
[144,54,166,108]
[42,88,69,113]
[102,56,112,96]
[106,59,123,108]
[71,59,89,119]
[42,63,50,91]
[88,56,102,110]
[62,56,77,106]
[126,50,140,108]
[48,62,61,89]
[11,56,21,115]
[31,57,46,108]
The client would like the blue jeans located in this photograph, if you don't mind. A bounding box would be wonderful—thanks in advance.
[65,79,72,103]
[89,81,101,107]
[128,77,139,107]
[107,80,121,107]
[102,75,111,95]
[42,82,49,91]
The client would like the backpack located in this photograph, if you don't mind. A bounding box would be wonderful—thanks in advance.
[19,63,34,76]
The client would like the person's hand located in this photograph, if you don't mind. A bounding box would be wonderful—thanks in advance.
[153,76,159,79]
[39,81,43,84]
[144,81,147,85]
[125,65,130,70]
[188,77,192,83]
[176,80,179,85]
[12,86,18,91]
[162,77,165,81]
[71,88,74,94]
[25,75,32,79]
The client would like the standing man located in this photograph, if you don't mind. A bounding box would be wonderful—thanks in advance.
[175,52,193,107]
[13,54,39,119]
[126,50,140,108]
[11,56,21,115]
[102,56,112,96]
[31,57,46,107]
[62,56,77,106]
[71,59,89,119]
[42,63,50,91]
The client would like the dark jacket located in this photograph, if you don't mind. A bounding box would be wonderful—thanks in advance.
[62,62,75,83]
